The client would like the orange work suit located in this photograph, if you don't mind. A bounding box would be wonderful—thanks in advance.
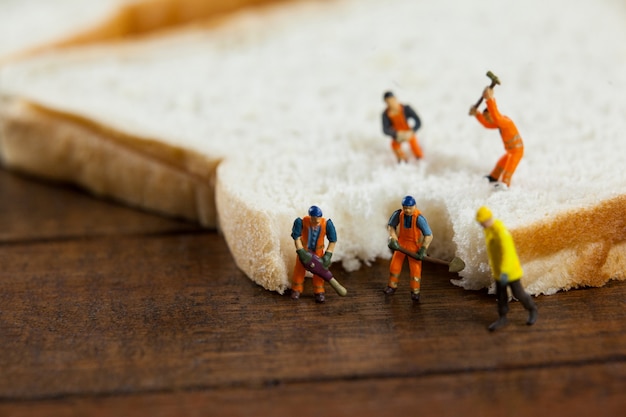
[388,211,424,292]
[292,216,327,295]
[386,106,423,160]
[476,97,524,186]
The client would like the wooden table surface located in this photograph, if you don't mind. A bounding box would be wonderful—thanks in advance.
[0,167,624,416]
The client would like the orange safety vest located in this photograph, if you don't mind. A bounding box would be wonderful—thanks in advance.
[302,216,327,253]
[397,210,422,246]
[387,106,411,132]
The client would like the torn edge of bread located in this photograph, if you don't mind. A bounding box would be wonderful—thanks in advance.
[0,98,217,227]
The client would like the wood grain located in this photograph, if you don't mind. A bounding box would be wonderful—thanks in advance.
[2,363,624,417]
[0,168,624,416]
[0,169,200,242]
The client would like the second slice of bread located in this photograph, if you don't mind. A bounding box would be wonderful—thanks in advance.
[0,0,289,63]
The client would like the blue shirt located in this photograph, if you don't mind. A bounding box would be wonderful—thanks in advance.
[388,209,432,236]
[291,218,337,251]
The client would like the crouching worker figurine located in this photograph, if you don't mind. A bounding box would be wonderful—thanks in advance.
[291,205,346,303]
[476,206,538,331]
[385,195,433,302]
[382,91,424,162]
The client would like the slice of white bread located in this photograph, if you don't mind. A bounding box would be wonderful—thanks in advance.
[2,0,625,294]
[0,0,287,63]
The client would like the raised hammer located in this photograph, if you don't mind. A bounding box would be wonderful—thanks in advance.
[472,71,500,110]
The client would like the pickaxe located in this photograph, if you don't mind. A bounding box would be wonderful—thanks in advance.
[388,239,466,273]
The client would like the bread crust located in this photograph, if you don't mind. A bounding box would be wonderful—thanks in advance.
[216,175,292,293]
[513,195,626,293]
[1,0,289,64]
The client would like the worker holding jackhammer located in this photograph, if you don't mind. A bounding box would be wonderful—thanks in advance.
[291,205,337,303]
[470,87,524,188]
[384,196,433,302]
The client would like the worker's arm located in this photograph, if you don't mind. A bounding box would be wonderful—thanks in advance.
[382,112,397,139]
[291,217,304,250]
[292,217,312,264]
[475,111,497,128]
[325,219,337,253]
[421,234,433,249]
[483,86,505,125]
[387,225,399,242]
[417,215,433,249]
[387,210,401,241]
[404,105,422,132]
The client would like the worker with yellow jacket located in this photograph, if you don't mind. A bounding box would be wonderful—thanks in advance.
[476,206,538,331]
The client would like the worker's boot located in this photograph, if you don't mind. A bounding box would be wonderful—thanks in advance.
[527,307,538,325]
[493,182,508,191]
[411,291,420,302]
[290,290,300,300]
[315,293,326,303]
[488,316,507,331]
[383,286,396,295]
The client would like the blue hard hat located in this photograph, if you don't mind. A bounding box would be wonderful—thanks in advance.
[401,195,416,207]
[308,205,323,217]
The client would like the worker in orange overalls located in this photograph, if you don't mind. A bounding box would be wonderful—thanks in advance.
[382,91,424,162]
[470,87,524,188]
[384,195,433,302]
[290,205,337,303]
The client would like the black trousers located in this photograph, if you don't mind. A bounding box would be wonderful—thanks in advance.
[496,280,536,317]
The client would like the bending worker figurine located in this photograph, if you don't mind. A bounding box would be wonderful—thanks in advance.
[382,91,424,162]
[291,205,337,303]
[385,196,433,302]
[476,206,538,331]
[470,87,524,188]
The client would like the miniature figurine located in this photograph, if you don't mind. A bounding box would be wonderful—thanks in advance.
[469,77,524,188]
[384,195,433,302]
[476,206,538,331]
[291,205,341,303]
[382,91,424,162]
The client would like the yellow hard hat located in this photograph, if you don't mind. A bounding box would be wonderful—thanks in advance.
[476,206,493,223]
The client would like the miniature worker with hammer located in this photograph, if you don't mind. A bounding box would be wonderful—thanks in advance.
[476,206,538,331]
[469,72,524,188]
[384,196,433,302]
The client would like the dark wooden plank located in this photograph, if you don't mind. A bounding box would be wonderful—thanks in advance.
[0,231,624,402]
[1,362,624,417]
[0,168,202,242]
[1,167,625,416]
